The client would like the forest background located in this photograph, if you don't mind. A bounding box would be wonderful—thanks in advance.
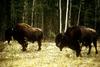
[0,0,100,41]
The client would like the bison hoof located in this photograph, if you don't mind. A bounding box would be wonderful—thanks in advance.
[96,51,98,54]
[79,54,82,57]
[60,49,62,51]
[76,53,81,57]
[22,48,26,51]
[37,48,41,51]
[87,52,90,55]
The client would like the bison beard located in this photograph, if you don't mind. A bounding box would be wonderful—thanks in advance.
[11,23,43,51]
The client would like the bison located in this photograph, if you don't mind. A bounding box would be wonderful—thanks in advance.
[5,23,43,51]
[79,26,98,55]
[55,26,98,57]
[55,33,81,57]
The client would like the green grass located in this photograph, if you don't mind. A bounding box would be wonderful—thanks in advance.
[0,41,100,67]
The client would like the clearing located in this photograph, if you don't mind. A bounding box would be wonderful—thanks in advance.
[0,41,100,67]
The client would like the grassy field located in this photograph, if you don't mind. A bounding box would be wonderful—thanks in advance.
[0,41,100,67]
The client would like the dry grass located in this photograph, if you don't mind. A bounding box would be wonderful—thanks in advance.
[0,41,100,67]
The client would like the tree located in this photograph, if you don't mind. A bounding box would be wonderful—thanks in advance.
[0,0,11,40]
[68,0,72,27]
[0,0,100,40]
[31,0,36,26]
[64,0,69,32]
[59,0,62,33]
[77,0,82,26]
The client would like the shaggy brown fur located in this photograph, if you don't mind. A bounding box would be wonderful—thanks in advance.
[55,27,81,57]
[55,26,98,57]
[6,23,43,51]
[79,26,98,55]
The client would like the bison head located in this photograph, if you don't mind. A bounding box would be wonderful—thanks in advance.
[55,33,81,57]
[55,33,70,51]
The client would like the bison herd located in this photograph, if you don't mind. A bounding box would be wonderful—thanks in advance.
[5,23,98,57]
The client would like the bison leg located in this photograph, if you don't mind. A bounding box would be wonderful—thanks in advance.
[22,42,28,51]
[18,40,28,51]
[75,45,81,57]
[76,50,81,57]
[7,39,11,44]
[37,40,42,51]
[93,41,98,54]
[87,43,92,55]
[71,40,81,57]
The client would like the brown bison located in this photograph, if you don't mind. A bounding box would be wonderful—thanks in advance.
[79,26,98,55]
[55,26,98,57]
[5,23,43,51]
[55,33,81,57]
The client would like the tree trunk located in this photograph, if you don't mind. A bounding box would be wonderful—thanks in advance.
[77,0,82,26]
[31,0,35,26]
[64,0,69,32]
[59,0,62,33]
[94,0,99,29]
[0,0,11,40]
[23,0,29,23]
[68,0,72,27]
[41,11,44,32]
